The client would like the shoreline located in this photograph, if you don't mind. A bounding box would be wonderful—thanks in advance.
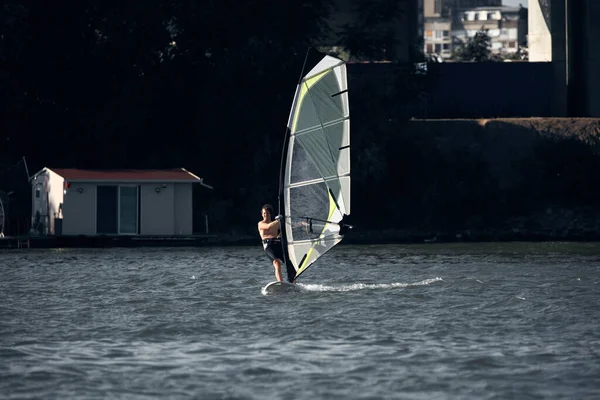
[2,229,600,249]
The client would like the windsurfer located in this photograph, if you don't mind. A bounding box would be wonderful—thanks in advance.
[258,204,285,282]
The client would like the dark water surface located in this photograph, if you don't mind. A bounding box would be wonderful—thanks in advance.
[1,243,600,399]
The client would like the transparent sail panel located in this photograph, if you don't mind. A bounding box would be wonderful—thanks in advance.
[288,182,329,241]
[290,139,321,184]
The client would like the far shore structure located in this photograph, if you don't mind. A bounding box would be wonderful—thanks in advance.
[29,168,213,237]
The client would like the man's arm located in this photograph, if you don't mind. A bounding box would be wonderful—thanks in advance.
[258,220,280,235]
[260,220,280,229]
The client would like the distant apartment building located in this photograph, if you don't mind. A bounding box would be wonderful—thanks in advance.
[423,0,527,60]
[424,19,452,59]
[423,0,451,59]
[454,6,528,56]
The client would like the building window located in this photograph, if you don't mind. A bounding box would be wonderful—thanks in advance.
[426,43,433,53]
[119,186,139,235]
[508,41,517,48]
[97,186,118,234]
[435,44,442,53]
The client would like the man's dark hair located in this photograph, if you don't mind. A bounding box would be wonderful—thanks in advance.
[262,204,274,217]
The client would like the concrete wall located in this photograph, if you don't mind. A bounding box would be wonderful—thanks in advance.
[62,184,97,235]
[174,183,192,235]
[47,170,64,235]
[423,0,438,18]
[550,0,568,116]
[578,0,600,116]
[141,183,193,235]
[30,169,64,235]
[140,184,174,235]
[60,182,194,236]
[421,62,555,118]
[529,0,552,61]
[347,117,600,241]
[529,0,600,117]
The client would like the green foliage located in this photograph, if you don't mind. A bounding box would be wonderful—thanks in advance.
[452,28,492,62]
[501,46,529,61]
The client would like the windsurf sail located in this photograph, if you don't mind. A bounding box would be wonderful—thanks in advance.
[279,54,351,282]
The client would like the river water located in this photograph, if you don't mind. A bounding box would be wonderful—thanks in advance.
[1,242,599,399]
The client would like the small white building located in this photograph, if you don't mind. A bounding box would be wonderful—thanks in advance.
[29,168,212,236]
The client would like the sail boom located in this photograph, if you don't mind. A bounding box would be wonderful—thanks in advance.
[285,216,347,227]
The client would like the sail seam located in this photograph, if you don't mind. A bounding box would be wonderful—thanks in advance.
[293,117,348,136]
[287,175,346,188]
[304,62,344,80]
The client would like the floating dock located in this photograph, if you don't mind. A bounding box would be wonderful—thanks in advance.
[0,234,224,249]
[0,236,31,249]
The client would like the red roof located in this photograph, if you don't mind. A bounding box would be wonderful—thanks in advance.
[47,168,209,185]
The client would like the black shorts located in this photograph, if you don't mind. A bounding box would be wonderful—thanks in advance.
[263,238,284,262]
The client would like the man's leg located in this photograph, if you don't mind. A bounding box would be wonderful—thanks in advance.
[273,259,283,282]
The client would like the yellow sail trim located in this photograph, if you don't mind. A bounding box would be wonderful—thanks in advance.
[296,191,338,276]
[290,69,330,134]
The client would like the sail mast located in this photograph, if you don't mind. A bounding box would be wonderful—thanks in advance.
[277,48,313,282]
[277,48,312,214]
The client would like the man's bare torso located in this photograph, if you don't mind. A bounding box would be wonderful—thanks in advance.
[258,220,280,240]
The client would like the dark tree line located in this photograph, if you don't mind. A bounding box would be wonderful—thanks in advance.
[1,0,422,235]
[2,1,598,241]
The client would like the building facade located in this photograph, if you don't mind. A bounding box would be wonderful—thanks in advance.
[29,168,212,236]
[453,6,528,56]
[424,0,527,60]
[424,19,452,58]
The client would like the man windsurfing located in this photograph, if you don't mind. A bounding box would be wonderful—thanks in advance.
[257,204,285,282]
